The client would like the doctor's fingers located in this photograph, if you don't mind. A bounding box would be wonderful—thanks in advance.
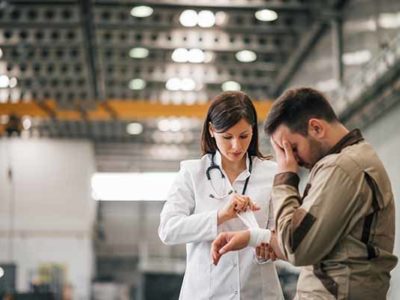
[236,195,260,212]
[231,196,247,212]
[247,198,260,211]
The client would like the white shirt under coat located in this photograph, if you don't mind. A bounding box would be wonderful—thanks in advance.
[159,151,284,300]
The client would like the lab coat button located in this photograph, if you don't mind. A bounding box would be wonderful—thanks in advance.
[234,291,238,295]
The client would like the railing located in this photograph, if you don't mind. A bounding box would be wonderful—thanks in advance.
[332,32,400,117]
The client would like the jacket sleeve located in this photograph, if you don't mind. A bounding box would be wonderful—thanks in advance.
[272,165,365,266]
[158,163,218,245]
[266,199,275,230]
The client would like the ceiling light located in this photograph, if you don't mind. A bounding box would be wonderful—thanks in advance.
[129,47,149,59]
[0,267,4,279]
[235,50,257,63]
[0,48,3,59]
[379,12,400,29]
[172,48,206,63]
[126,122,143,135]
[342,50,371,65]
[188,48,205,63]
[181,78,196,91]
[158,119,170,132]
[130,6,153,18]
[166,78,181,91]
[22,116,32,130]
[169,119,182,132]
[255,9,278,22]
[166,78,196,91]
[9,77,17,88]
[222,81,241,91]
[180,10,198,27]
[171,48,189,62]
[129,78,146,90]
[0,75,10,88]
[198,10,215,28]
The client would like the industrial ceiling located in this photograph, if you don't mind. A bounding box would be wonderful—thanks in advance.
[2,0,400,172]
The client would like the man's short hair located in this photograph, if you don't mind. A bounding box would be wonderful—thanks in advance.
[264,87,339,136]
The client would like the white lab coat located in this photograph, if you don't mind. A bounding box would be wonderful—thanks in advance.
[159,151,284,300]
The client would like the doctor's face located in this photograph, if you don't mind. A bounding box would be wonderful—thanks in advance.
[211,118,253,164]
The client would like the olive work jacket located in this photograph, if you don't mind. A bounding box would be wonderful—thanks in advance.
[272,129,397,300]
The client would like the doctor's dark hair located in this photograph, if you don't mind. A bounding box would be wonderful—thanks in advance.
[201,91,266,158]
[264,87,339,136]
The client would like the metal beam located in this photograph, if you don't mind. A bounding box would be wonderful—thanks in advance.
[0,99,274,120]
[94,0,313,11]
[331,17,344,84]
[270,0,349,97]
[95,23,304,36]
[80,0,102,101]
[270,22,327,96]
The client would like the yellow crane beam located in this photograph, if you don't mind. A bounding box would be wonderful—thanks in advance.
[0,99,273,121]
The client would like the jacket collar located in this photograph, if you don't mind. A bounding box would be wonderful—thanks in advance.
[326,128,364,156]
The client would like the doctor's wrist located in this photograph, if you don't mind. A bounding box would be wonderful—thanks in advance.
[217,210,230,225]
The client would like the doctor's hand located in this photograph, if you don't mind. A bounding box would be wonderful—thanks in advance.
[211,230,250,265]
[270,138,299,174]
[217,194,260,225]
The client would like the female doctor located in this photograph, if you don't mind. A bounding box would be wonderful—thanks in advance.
[158,91,283,299]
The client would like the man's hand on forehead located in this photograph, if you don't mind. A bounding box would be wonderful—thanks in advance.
[270,137,299,174]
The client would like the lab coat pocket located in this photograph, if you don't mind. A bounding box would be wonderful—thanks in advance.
[209,254,236,299]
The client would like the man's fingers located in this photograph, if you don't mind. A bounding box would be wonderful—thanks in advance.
[270,137,285,161]
[270,137,279,151]
[282,140,295,161]
[259,243,266,258]
[269,247,277,261]
[256,246,261,257]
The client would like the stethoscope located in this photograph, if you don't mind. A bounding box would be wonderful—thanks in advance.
[206,152,253,199]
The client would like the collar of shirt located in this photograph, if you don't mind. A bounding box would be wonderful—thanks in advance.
[212,150,251,182]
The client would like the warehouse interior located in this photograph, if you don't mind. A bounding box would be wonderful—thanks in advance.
[0,0,400,299]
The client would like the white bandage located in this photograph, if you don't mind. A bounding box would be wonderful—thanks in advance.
[236,211,271,247]
[248,228,271,247]
[236,210,259,228]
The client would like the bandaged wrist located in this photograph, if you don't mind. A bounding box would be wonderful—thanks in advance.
[248,228,271,247]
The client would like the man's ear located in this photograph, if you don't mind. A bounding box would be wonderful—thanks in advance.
[308,118,325,138]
